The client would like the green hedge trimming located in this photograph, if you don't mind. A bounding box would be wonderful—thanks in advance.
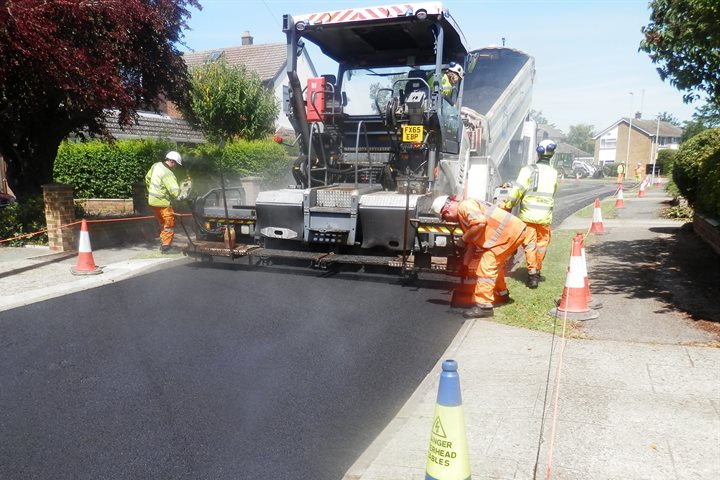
[671,128,720,217]
[54,138,293,199]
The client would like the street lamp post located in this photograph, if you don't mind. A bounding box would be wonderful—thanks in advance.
[651,115,661,183]
[624,92,634,176]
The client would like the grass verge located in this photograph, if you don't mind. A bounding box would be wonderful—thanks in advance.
[493,229,591,337]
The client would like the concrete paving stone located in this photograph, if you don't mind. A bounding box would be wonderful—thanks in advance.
[683,347,720,368]
[547,419,679,479]
[468,455,520,479]
[481,416,548,466]
[646,362,720,396]
[353,463,426,480]
[668,433,720,480]
[553,384,718,433]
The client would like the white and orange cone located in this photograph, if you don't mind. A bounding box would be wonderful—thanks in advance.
[589,198,606,235]
[71,220,102,275]
[614,185,625,209]
[549,234,599,320]
[577,233,602,310]
[638,178,647,198]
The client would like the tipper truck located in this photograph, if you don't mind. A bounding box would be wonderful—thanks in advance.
[186,2,536,274]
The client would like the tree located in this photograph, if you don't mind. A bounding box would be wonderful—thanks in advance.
[182,61,279,143]
[529,110,550,126]
[657,111,681,126]
[640,0,720,107]
[566,124,596,153]
[0,0,200,200]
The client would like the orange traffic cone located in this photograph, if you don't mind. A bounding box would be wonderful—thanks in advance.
[71,220,102,275]
[577,233,602,310]
[653,175,662,187]
[614,185,625,209]
[549,234,599,320]
[638,179,647,197]
[589,198,606,234]
[451,278,475,309]
[425,360,471,480]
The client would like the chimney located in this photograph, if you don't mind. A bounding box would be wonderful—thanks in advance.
[241,31,253,46]
[634,111,642,120]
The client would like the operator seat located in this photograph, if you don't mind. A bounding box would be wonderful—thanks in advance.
[404,70,429,99]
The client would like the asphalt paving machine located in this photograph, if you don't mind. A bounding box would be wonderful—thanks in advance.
[186,2,536,273]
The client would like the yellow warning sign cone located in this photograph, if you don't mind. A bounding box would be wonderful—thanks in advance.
[425,359,471,480]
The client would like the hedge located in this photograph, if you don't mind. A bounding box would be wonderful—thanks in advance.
[54,138,294,199]
[671,128,720,218]
[55,139,174,198]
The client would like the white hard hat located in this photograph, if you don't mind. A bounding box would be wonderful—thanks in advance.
[431,195,450,216]
[447,63,464,79]
[165,151,182,165]
[536,139,557,159]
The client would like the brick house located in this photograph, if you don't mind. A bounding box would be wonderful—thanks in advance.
[593,114,683,175]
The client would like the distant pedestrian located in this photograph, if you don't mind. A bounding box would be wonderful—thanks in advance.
[431,195,536,319]
[634,162,643,182]
[616,163,625,184]
[503,139,559,288]
[145,151,183,253]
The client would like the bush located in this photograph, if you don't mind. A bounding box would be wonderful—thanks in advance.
[0,196,48,246]
[55,139,176,198]
[184,139,293,194]
[672,128,720,216]
[53,137,293,201]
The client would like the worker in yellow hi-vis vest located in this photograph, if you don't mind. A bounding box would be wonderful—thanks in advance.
[503,139,559,289]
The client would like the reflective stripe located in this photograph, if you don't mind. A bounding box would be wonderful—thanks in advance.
[528,191,554,198]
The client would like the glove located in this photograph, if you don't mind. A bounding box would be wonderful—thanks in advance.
[177,177,192,201]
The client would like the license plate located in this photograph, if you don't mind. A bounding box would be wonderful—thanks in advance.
[402,124,424,142]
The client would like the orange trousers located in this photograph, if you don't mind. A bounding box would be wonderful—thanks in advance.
[525,223,552,273]
[470,228,537,307]
[151,206,175,246]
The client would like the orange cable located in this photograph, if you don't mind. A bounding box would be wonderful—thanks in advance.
[1,211,192,244]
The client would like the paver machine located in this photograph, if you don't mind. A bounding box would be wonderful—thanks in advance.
[187,2,536,273]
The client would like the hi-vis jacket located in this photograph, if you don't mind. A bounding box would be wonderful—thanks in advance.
[457,199,527,256]
[427,72,453,97]
[503,163,558,225]
[145,162,180,208]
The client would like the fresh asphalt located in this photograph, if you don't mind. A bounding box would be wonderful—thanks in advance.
[1,182,718,479]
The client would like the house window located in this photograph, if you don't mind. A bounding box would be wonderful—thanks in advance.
[600,138,616,149]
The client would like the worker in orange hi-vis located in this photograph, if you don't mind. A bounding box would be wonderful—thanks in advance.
[616,162,625,184]
[431,195,537,319]
[634,162,643,182]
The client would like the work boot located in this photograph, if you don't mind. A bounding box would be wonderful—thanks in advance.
[527,273,540,289]
[463,306,494,319]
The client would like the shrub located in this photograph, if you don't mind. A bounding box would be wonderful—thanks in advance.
[54,139,176,198]
[0,195,48,246]
[672,128,720,212]
[185,139,293,194]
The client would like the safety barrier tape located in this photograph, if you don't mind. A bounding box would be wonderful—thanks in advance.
[0,212,192,245]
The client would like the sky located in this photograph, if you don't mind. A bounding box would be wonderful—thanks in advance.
[180,0,699,134]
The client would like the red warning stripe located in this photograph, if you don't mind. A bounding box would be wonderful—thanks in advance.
[305,4,426,25]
